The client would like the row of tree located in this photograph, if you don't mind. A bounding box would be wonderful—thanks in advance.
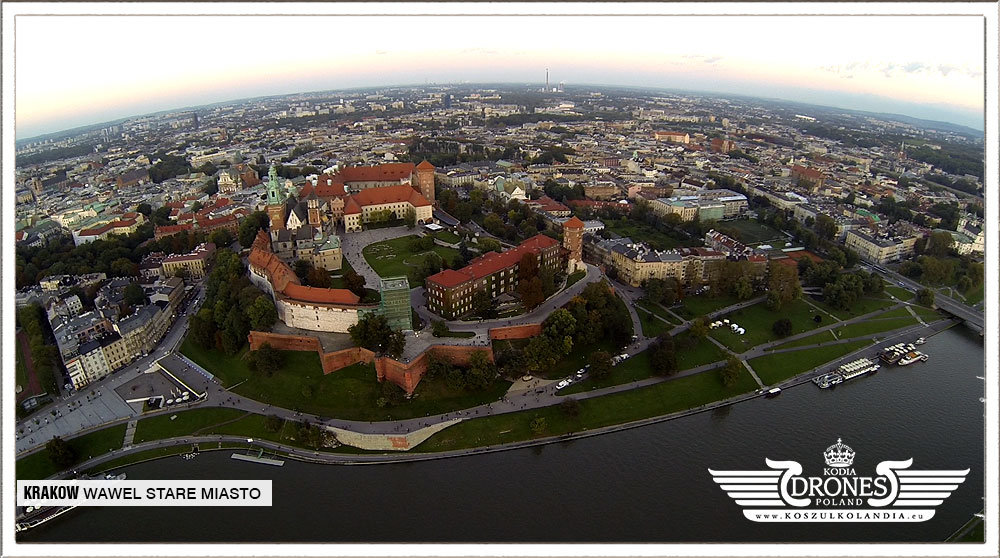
[16,304,61,395]
[424,351,498,392]
[188,249,276,355]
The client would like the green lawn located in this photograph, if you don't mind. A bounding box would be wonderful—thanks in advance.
[16,425,128,480]
[636,300,682,325]
[749,340,872,385]
[807,295,897,321]
[833,317,918,340]
[135,408,249,444]
[540,339,620,380]
[675,333,728,371]
[566,270,586,288]
[884,285,914,301]
[677,293,745,319]
[715,219,785,245]
[419,367,757,452]
[602,218,700,252]
[180,338,253,388]
[709,298,823,352]
[561,350,654,394]
[432,327,476,339]
[637,307,671,338]
[879,305,941,322]
[769,330,837,351]
[434,230,462,244]
[963,285,984,306]
[363,235,460,282]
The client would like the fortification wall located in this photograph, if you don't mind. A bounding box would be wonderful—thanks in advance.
[488,323,542,340]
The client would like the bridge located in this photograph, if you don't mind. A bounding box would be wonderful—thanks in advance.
[874,268,984,332]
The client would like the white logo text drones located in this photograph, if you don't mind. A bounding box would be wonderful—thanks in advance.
[708,438,968,522]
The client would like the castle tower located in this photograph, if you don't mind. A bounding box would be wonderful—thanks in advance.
[307,192,322,227]
[415,160,436,205]
[266,165,288,231]
[563,216,585,273]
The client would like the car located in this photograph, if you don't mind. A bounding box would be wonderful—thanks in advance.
[898,281,905,287]
[521,375,533,382]
[618,353,629,361]
[556,380,571,389]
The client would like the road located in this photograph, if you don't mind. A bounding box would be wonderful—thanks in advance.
[15,282,207,455]
[872,267,983,330]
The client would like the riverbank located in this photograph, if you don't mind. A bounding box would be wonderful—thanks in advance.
[20,317,969,479]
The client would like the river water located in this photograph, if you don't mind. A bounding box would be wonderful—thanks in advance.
[19,326,985,543]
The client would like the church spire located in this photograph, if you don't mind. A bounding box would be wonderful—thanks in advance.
[266,165,286,206]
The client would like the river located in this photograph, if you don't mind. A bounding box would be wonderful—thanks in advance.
[18,326,985,543]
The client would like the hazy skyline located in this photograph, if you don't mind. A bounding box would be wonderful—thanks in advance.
[13,10,987,138]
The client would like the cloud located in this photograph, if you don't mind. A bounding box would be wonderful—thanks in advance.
[902,62,927,73]
[375,50,388,56]
[703,56,723,64]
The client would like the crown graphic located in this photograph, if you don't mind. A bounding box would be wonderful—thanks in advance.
[824,438,855,467]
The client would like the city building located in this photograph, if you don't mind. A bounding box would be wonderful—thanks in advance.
[160,243,217,279]
[424,234,561,319]
[844,229,917,265]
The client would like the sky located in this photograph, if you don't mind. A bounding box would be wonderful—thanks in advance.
[13,11,987,139]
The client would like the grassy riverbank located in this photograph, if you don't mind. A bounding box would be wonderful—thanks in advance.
[418,366,757,452]
[16,425,127,480]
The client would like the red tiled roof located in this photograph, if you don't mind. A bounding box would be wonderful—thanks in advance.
[563,216,585,229]
[79,218,137,237]
[155,223,195,236]
[340,163,415,183]
[427,269,473,289]
[350,184,430,208]
[416,160,435,170]
[301,175,347,199]
[426,234,559,288]
[792,165,824,180]
[343,196,362,215]
[284,284,360,305]
[249,233,360,307]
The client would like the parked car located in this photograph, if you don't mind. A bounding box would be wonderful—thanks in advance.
[556,380,571,389]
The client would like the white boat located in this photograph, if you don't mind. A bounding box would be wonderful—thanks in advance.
[898,351,928,366]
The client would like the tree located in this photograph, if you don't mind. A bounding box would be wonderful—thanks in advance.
[649,334,677,376]
[238,211,270,248]
[247,342,284,376]
[518,276,544,310]
[348,314,405,356]
[772,317,793,337]
[917,288,935,307]
[588,351,613,379]
[404,207,416,229]
[208,229,233,248]
[306,267,331,288]
[136,203,152,216]
[813,214,838,241]
[734,275,754,300]
[293,259,311,281]
[927,231,955,257]
[124,281,146,307]
[767,261,802,310]
[518,252,539,282]
[246,295,277,331]
[720,355,742,387]
[264,414,284,433]
[343,270,366,297]
[689,316,709,339]
[529,416,547,435]
[471,290,495,318]
[431,320,449,337]
[110,257,138,277]
[46,437,76,469]
[559,397,581,417]
[477,237,501,254]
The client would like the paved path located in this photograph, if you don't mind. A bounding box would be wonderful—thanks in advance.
[339,225,413,288]
[741,360,765,388]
